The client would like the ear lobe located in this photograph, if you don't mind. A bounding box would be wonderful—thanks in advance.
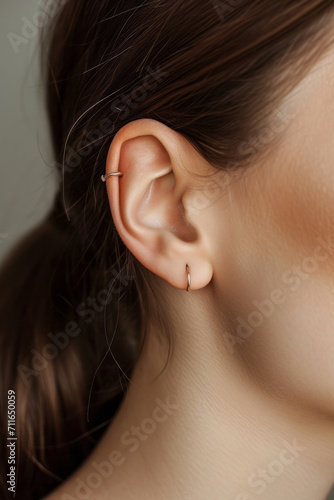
[104,119,213,291]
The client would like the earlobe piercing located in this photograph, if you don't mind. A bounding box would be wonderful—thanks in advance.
[101,171,123,182]
[186,264,191,292]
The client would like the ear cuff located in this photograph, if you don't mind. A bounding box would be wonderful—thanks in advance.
[101,171,123,182]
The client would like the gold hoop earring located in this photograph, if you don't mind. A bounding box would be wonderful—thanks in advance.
[185,264,191,292]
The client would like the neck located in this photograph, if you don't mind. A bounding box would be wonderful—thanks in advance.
[59,289,334,500]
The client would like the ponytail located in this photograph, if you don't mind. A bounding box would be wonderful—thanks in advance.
[0,194,138,499]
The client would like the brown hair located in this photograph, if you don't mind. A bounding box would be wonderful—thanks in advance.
[1,1,334,498]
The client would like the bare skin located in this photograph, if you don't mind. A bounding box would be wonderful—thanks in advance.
[45,45,334,500]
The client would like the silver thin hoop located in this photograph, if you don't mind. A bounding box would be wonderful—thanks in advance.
[186,264,191,292]
[101,172,123,182]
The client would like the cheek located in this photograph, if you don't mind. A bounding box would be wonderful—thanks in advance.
[221,144,334,414]
[213,50,334,412]
[265,48,334,269]
[267,155,334,270]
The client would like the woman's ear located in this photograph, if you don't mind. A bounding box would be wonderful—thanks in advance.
[103,118,214,291]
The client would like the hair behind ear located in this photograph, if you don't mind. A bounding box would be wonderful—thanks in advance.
[0,194,140,499]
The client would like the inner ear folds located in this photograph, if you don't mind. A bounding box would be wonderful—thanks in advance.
[117,133,198,244]
[137,170,199,243]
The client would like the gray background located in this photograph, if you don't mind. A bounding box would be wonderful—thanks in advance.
[1,2,334,499]
[0,0,56,262]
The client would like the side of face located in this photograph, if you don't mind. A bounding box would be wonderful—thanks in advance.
[210,45,334,414]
